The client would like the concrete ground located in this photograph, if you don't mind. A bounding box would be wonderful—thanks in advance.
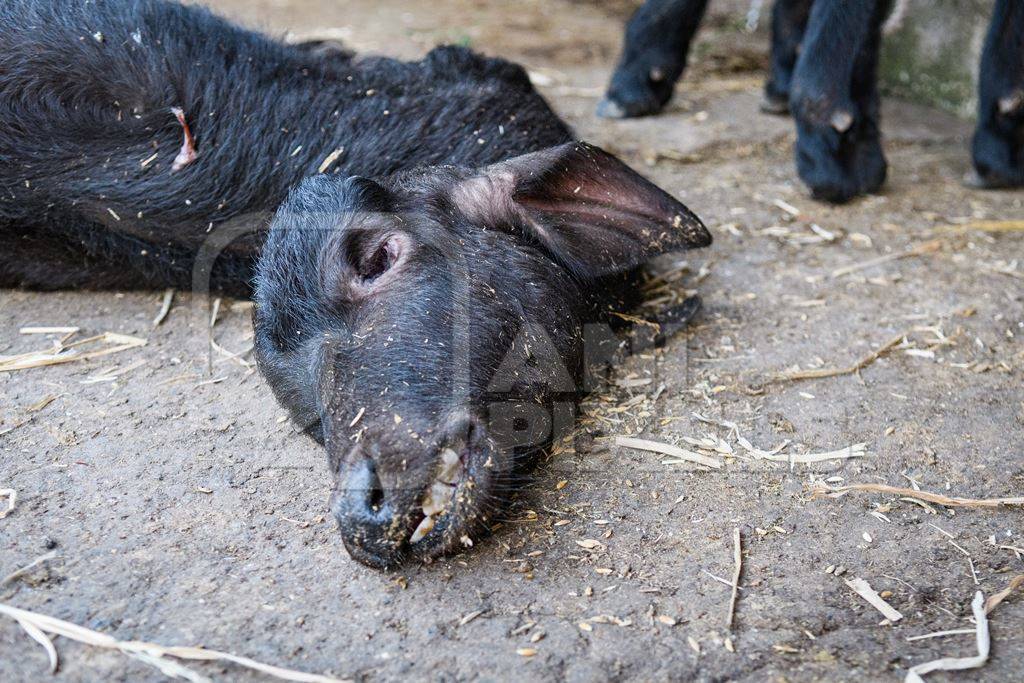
[2,1,1022,681]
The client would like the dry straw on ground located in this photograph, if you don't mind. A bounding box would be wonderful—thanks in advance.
[937,220,1024,233]
[984,574,1024,615]
[811,483,1024,509]
[615,436,723,468]
[905,592,989,683]
[0,333,146,373]
[0,603,349,683]
[831,239,943,278]
[769,334,904,382]
[1,551,57,586]
[152,289,175,327]
[691,413,866,465]
[0,489,15,518]
[726,528,742,630]
[844,577,903,623]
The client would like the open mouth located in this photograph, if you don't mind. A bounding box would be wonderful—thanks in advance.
[409,446,464,544]
[330,416,504,568]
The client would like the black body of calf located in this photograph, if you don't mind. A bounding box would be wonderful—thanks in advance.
[599,0,1024,203]
[0,0,711,568]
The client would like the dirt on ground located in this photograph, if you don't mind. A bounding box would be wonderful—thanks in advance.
[2,1,1022,681]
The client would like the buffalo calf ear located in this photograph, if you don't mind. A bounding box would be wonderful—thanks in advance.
[452,142,711,278]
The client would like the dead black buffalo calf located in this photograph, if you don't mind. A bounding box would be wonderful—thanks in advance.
[599,0,1024,203]
[0,0,711,567]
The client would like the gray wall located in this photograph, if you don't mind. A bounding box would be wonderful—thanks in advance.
[878,0,993,118]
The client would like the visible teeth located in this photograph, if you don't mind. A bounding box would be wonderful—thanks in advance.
[438,448,461,483]
[410,515,435,543]
[410,448,464,544]
[422,482,451,517]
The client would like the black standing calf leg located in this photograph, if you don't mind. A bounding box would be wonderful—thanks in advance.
[597,0,710,119]
[790,0,891,203]
[968,0,1024,189]
[762,0,815,115]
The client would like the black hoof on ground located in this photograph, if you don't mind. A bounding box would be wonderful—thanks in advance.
[809,186,859,205]
[963,168,1022,190]
[760,92,790,116]
[596,95,665,119]
[596,98,628,119]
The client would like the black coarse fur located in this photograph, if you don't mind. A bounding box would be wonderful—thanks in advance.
[599,0,1024,203]
[0,0,569,294]
[0,0,711,568]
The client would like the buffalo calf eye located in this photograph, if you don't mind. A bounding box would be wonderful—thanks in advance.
[355,236,400,284]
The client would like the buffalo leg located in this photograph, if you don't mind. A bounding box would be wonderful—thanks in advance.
[790,0,891,203]
[969,0,1024,189]
[762,0,815,115]
[597,0,710,118]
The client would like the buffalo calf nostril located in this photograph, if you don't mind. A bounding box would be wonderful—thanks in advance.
[344,457,389,517]
[367,479,385,512]
[360,459,385,512]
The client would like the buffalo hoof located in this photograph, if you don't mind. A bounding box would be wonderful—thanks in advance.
[760,91,790,116]
[596,98,628,119]
[596,93,665,119]
[964,168,1024,190]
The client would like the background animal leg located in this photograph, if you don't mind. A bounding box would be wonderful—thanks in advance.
[597,0,710,118]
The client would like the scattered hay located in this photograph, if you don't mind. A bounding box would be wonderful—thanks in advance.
[458,609,486,627]
[2,551,57,586]
[906,628,977,643]
[986,260,1024,281]
[844,577,903,623]
[937,220,1024,233]
[998,544,1023,560]
[701,569,736,588]
[831,239,943,278]
[811,483,1024,509]
[769,334,904,382]
[691,413,866,466]
[0,333,147,373]
[984,574,1024,615]
[27,395,58,413]
[614,436,723,469]
[947,540,980,586]
[0,419,33,437]
[608,311,660,331]
[751,443,867,465]
[905,591,989,683]
[19,327,79,335]
[152,289,175,327]
[318,147,346,174]
[156,373,200,387]
[772,198,802,217]
[0,602,348,682]
[348,407,366,428]
[726,528,742,630]
[210,297,223,328]
[210,338,254,370]
[0,489,15,518]
[81,359,148,385]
